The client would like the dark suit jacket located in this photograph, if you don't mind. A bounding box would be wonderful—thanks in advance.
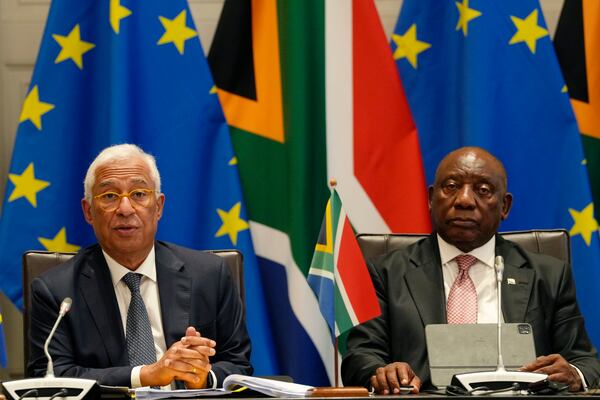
[342,234,600,389]
[27,241,252,387]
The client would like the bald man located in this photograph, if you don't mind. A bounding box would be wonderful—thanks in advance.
[342,147,600,393]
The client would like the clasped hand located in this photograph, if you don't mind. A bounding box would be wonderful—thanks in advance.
[140,326,216,388]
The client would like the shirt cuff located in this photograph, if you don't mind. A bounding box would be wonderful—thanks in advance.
[207,370,217,389]
[131,365,143,388]
[570,363,588,391]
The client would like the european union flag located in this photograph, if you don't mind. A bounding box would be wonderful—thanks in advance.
[393,0,600,347]
[0,0,276,374]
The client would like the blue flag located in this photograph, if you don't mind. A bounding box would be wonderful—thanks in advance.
[0,0,276,374]
[393,0,600,347]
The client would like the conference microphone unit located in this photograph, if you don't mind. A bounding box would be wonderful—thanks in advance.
[2,298,97,400]
[450,256,547,394]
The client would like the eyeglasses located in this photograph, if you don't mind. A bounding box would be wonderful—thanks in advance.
[93,189,156,212]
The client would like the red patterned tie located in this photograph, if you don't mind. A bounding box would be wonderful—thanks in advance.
[447,254,478,324]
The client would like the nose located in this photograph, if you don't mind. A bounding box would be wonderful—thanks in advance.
[454,185,476,209]
[115,195,136,216]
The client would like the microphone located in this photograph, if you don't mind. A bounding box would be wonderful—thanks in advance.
[2,298,96,400]
[450,255,547,393]
[495,256,505,372]
[44,297,72,378]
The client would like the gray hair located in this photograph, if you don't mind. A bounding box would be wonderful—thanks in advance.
[83,144,161,202]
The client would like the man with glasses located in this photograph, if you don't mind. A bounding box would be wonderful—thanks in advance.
[27,144,252,388]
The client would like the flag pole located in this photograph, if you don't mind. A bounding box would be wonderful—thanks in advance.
[329,178,339,387]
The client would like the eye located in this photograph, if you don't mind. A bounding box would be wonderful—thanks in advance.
[477,185,492,196]
[130,190,149,200]
[442,181,459,193]
[100,192,119,201]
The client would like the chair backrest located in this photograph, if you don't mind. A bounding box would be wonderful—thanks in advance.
[356,229,571,265]
[22,248,244,374]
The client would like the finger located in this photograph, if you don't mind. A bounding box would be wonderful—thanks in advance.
[164,357,211,374]
[370,375,381,393]
[374,368,390,394]
[175,371,205,386]
[395,363,413,386]
[169,345,211,359]
[181,336,216,348]
[185,326,197,337]
[384,366,402,394]
[409,375,422,394]
[521,355,553,371]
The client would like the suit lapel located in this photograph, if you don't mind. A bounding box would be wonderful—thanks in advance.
[155,242,191,347]
[496,237,534,323]
[405,235,446,325]
[79,247,128,366]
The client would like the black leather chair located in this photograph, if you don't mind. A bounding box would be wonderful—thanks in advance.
[356,229,571,264]
[22,249,244,374]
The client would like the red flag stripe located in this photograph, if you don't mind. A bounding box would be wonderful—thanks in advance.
[336,217,380,322]
[352,0,431,233]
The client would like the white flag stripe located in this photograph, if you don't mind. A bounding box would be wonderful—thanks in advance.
[309,268,335,281]
[334,260,360,327]
[249,220,334,384]
[325,0,390,234]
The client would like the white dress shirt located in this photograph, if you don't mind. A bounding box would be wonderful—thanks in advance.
[436,234,586,388]
[103,247,167,388]
[437,234,501,323]
[103,248,218,389]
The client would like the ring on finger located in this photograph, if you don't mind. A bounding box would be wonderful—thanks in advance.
[192,368,197,374]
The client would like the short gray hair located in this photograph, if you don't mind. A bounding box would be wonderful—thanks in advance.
[83,144,161,202]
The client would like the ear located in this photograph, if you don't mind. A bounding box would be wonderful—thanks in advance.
[81,198,94,224]
[500,192,513,220]
[155,193,165,220]
[428,185,434,210]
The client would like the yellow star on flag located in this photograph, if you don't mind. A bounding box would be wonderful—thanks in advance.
[455,0,482,36]
[157,10,197,55]
[53,24,96,69]
[215,202,249,245]
[569,203,598,246]
[8,163,50,207]
[38,227,81,253]
[19,85,55,130]
[110,0,132,34]
[392,24,431,69]
[509,9,548,54]
[228,156,238,166]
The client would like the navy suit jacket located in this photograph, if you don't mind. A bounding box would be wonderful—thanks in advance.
[27,241,252,387]
[342,234,600,389]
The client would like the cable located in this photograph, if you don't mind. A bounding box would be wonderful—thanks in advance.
[48,388,69,400]
[17,389,38,400]
[468,383,521,395]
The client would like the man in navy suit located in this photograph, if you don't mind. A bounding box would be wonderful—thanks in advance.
[342,147,600,393]
[28,144,251,388]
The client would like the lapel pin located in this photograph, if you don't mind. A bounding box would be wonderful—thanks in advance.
[507,278,516,285]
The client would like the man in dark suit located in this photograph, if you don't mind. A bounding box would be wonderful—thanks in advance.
[28,144,251,388]
[342,147,600,393]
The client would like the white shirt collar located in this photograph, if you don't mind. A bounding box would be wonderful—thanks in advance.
[103,246,157,287]
[437,233,496,268]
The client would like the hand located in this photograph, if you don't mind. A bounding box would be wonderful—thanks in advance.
[520,354,583,392]
[140,327,216,388]
[370,362,422,394]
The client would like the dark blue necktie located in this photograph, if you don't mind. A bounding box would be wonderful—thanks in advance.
[122,272,156,366]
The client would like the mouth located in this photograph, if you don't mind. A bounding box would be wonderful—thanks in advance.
[113,225,138,235]
[448,218,478,228]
